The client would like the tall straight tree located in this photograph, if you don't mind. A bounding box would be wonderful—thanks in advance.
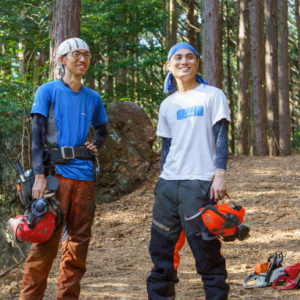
[165,0,170,49]
[296,0,300,77]
[265,0,279,156]
[249,0,268,155]
[104,54,113,97]
[278,0,291,155]
[170,0,177,46]
[237,0,250,155]
[185,0,196,48]
[195,4,201,55]
[225,0,234,153]
[202,0,222,88]
[49,0,81,80]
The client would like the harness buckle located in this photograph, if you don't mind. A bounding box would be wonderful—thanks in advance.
[61,146,75,160]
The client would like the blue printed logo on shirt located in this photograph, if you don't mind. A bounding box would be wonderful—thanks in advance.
[177,106,204,120]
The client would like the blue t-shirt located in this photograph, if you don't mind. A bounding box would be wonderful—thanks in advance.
[30,80,108,181]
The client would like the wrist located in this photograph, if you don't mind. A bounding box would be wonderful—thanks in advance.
[215,169,226,177]
[35,174,46,179]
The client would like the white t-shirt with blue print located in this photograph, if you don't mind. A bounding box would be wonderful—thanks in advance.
[31,80,108,181]
[157,84,231,181]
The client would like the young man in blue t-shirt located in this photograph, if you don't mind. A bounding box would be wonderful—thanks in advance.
[20,38,108,300]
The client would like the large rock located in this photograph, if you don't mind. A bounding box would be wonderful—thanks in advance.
[94,101,156,203]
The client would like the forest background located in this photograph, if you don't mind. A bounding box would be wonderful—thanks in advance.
[0,0,299,210]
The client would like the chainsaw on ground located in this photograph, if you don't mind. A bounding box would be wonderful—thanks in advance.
[243,251,285,288]
[272,263,300,290]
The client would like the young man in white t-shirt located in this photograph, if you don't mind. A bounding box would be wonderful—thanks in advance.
[147,43,231,300]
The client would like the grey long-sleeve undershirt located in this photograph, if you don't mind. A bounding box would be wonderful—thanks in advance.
[160,118,229,173]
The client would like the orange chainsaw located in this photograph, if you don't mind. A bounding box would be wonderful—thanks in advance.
[243,251,285,288]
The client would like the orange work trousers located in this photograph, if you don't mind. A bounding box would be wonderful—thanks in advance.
[20,174,95,300]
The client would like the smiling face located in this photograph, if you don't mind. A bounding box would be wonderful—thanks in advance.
[166,48,199,82]
[58,49,90,77]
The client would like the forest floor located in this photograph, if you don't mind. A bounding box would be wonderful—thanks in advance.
[2,154,300,300]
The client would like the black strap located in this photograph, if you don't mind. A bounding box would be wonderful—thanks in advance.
[48,147,95,164]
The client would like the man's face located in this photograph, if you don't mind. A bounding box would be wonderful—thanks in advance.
[59,49,91,77]
[166,48,199,81]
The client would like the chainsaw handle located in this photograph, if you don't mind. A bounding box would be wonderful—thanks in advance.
[265,251,284,283]
[275,251,283,266]
[265,255,277,283]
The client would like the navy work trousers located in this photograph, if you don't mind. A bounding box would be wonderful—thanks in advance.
[147,178,229,300]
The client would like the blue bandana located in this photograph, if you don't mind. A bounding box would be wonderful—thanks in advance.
[163,42,207,93]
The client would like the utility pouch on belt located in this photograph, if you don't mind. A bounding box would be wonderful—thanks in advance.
[19,175,35,207]
[14,160,59,207]
[14,160,35,207]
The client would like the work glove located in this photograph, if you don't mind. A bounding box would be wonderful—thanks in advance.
[48,197,60,217]
[44,190,60,216]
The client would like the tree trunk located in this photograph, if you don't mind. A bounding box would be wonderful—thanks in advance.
[195,3,201,55]
[135,49,140,101]
[96,57,103,92]
[33,55,42,94]
[202,0,222,88]
[265,0,279,156]
[278,0,291,155]
[186,0,196,48]
[116,40,127,98]
[116,67,127,97]
[237,0,250,155]
[0,44,11,77]
[225,0,234,154]
[170,0,177,46]
[296,0,300,77]
[18,40,25,75]
[165,0,170,49]
[220,0,224,83]
[249,0,268,155]
[104,54,113,98]
[260,0,267,153]
[86,75,95,90]
[49,0,81,80]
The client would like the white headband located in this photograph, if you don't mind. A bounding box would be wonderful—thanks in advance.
[56,38,90,69]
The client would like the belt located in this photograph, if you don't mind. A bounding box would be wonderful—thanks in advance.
[47,146,95,164]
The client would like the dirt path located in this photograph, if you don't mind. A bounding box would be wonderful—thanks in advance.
[2,155,300,300]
